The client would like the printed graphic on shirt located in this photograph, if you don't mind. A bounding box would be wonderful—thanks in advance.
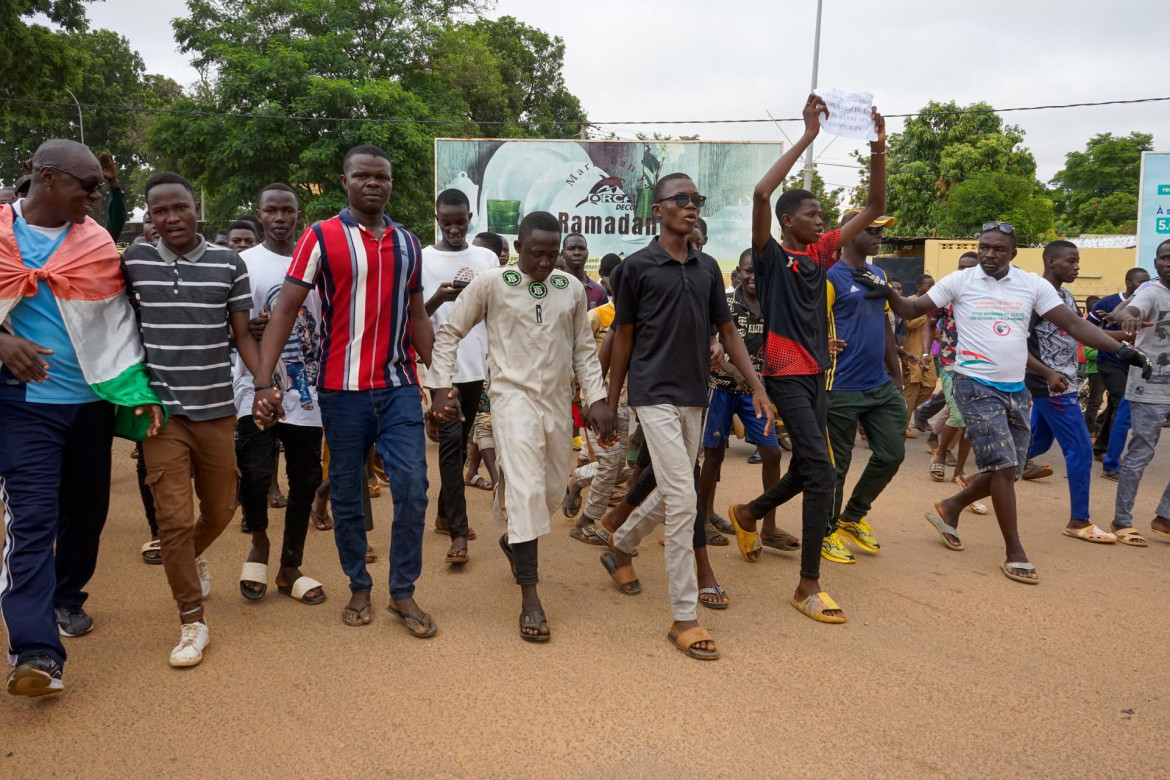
[264,284,320,410]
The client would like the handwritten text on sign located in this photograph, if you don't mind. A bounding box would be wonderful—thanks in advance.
[814,89,877,142]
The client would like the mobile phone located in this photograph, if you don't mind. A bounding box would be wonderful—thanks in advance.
[452,279,470,289]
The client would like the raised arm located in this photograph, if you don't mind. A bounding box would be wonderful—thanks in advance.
[835,109,887,249]
[752,94,826,253]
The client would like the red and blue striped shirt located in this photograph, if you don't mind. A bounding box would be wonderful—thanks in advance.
[286,209,423,391]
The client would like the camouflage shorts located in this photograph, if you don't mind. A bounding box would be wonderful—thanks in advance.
[953,373,1032,478]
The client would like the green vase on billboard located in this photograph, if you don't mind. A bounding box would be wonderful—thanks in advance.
[635,187,654,221]
[487,199,521,234]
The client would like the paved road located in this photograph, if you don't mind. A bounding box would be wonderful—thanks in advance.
[2,432,1168,778]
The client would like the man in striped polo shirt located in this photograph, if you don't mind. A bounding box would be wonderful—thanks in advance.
[123,172,261,667]
[253,145,439,637]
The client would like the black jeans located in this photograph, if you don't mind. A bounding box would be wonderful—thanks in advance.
[1083,372,1105,436]
[510,538,539,585]
[746,375,834,580]
[136,441,159,538]
[236,416,323,568]
[1094,359,1128,454]
[437,380,483,538]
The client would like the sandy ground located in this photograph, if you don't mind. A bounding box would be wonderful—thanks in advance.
[1,430,1168,779]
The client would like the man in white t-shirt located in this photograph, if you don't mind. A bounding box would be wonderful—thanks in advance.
[854,221,1151,585]
[421,189,498,564]
[233,184,326,605]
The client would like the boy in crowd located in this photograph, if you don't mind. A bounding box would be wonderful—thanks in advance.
[233,183,327,606]
[856,222,1150,584]
[123,171,259,667]
[1110,239,1170,545]
[427,211,613,641]
[253,145,436,637]
[726,94,887,624]
[607,173,770,659]
[1,140,161,696]
[1023,241,1116,544]
[561,232,609,310]
[422,189,498,564]
[822,209,904,564]
[226,219,259,253]
[473,231,509,266]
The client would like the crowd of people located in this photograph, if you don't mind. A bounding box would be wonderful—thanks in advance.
[1,92,1168,696]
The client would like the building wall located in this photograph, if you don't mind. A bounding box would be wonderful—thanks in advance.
[924,240,1139,303]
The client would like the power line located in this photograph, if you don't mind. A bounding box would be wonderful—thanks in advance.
[2,95,1168,127]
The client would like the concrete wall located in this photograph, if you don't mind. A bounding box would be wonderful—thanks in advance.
[924,240,1140,303]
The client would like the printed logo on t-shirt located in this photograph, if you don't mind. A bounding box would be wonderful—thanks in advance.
[503,270,521,286]
[265,284,320,410]
[993,321,1012,336]
[550,275,569,289]
[958,349,997,368]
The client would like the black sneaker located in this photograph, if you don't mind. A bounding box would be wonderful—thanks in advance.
[54,605,94,637]
[747,449,762,465]
[6,653,64,697]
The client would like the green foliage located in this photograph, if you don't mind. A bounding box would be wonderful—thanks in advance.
[1050,132,1152,235]
[883,101,1047,240]
[149,1,587,234]
[785,169,843,231]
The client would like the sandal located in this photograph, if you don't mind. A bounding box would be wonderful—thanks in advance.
[1062,524,1117,544]
[954,475,988,515]
[267,493,288,509]
[761,528,801,551]
[708,513,734,535]
[140,538,163,565]
[929,462,946,482]
[667,625,719,660]
[699,585,729,610]
[445,541,469,565]
[465,474,493,491]
[239,561,268,601]
[519,609,550,642]
[600,551,641,596]
[569,524,606,545]
[365,545,378,564]
[386,604,437,638]
[591,528,637,556]
[341,604,372,626]
[310,508,333,531]
[1111,526,1149,547]
[367,483,381,498]
[728,504,762,562]
[791,591,847,623]
[925,504,964,551]
[561,479,584,518]
[1001,561,1039,584]
[705,526,729,546]
[277,576,326,605]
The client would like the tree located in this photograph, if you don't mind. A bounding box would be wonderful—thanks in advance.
[1050,132,1152,235]
[786,169,843,231]
[149,1,587,234]
[933,173,1055,245]
[877,101,1043,238]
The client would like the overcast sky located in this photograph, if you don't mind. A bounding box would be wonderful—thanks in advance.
[79,0,1169,198]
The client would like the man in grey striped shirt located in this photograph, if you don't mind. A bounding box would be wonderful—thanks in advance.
[122,171,260,668]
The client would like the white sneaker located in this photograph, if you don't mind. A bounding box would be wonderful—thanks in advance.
[169,621,210,668]
[195,556,211,598]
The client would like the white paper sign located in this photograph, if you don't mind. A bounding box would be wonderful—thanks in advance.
[814,89,877,142]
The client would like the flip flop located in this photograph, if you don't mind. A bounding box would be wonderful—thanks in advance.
[1062,525,1117,544]
[727,504,762,562]
[1152,526,1170,542]
[1000,561,1039,584]
[239,561,268,600]
[761,528,801,551]
[277,576,326,605]
[465,474,494,491]
[1021,461,1053,480]
[268,493,288,509]
[341,604,371,626]
[790,591,847,624]
[930,462,946,482]
[569,524,606,545]
[445,543,469,565]
[519,609,550,643]
[925,505,964,551]
[667,625,719,660]
[140,539,162,565]
[386,604,438,638]
[600,551,641,596]
[310,508,333,531]
[1112,527,1149,547]
[699,585,729,610]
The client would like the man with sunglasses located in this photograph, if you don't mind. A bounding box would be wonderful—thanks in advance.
[0,139,162,695]
[853,221,1152,585]
[606,173,771,660]
[725,93,887,625]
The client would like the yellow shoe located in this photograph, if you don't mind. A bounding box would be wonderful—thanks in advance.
[821,532,856,564]
[839,517,881,552]
[572,435,584,451]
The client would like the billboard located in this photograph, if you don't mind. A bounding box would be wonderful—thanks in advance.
[1137,151,1170,270]
[434,138,784,264]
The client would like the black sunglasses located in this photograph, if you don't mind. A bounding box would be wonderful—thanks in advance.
[41,164,103,194]
[655,193,707,209]
[981,221,1015,235]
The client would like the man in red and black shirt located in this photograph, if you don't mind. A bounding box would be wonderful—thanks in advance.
[252,145,439,637]
[728,94,887,625]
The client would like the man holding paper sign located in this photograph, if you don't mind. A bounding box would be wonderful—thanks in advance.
[726,93,886,625]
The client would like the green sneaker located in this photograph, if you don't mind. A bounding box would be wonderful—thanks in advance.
[839,517,881,553]
[821,532,856,564]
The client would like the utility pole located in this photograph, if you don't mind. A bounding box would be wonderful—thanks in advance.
[801,0,823,190]
[64,88,84,145]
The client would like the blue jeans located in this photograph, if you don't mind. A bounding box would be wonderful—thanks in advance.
[1028,393,1093,521]
[318,386,427,598]
[0,400,114,668]
[1102,398,1131,473]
